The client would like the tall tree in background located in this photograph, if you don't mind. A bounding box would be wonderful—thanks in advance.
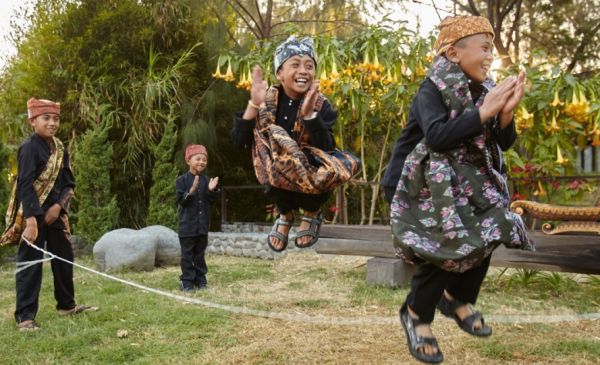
[213,0,374,43]
[0,0,245,227]
[146,116,179,229]
[448,0,600,71]
[72,99,120,243]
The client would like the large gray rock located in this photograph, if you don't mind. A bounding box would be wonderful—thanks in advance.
[93,228,158,272]
[140,225,180,266]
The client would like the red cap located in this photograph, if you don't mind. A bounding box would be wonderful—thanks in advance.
[27,97,61,119]
[185,144,208,160]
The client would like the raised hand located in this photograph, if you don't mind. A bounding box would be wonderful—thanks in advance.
[208,177,219,191]
[301,80,319,118]
[479,76,517,123]
[497,70,526,128]
[189,175,200,193]
[502,71,526,114]
[250,65,268,106]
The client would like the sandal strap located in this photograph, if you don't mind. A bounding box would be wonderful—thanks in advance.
[294,213,323,248]
[462,311,485,330]
[438,295,468,317]
[400,307,443,363]
[275,217,292,226]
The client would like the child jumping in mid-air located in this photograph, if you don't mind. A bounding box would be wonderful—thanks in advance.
[232,36,359,252]
[382,16,533,363]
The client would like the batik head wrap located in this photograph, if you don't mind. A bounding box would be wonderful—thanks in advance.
[273,36,317,73]
[27,98,61,119]
[434,16,495,55]
[185,144,207,160]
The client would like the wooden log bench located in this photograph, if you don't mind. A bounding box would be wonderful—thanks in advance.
[315,224,600,287]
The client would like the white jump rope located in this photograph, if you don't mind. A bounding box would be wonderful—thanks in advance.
[15,237,600,325]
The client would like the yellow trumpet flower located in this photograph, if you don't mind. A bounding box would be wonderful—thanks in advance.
[555,145,568,164]
[223,60,235,82]
[550,91,562,107]
[579,91,590,113]
[592,130,600,147]
[331,59,339,79]
[320,69,328,81]
[547,113,560,132]
[211,63,223,79]
[533,180,546,197]
[363,52,370,66]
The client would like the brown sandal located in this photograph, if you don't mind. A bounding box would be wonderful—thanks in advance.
[17,319,40,332]
[57,304,99,316]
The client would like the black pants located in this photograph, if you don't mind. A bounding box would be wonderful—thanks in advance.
[179,235,208,288]
[404,256,491,323]
[384,188,490,324]
[15,218,76,323]
[265,186,329,215]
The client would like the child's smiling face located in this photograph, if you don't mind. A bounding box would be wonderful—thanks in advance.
[30,113,60,140]
[186,153,207,175]
[448,33,494,84]
[276,55,316,100]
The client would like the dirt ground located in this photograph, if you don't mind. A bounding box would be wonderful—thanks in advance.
[195,252,600,365]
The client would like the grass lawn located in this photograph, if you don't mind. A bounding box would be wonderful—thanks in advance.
[0,251,598,364]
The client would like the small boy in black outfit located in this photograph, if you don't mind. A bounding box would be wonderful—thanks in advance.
[175,144,219,292]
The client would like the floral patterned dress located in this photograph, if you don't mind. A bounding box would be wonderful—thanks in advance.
[391,56,534,273]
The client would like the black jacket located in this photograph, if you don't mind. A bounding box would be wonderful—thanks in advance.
[175,172,219,237]
[232,86,337,151]
[17,133,75,224]
[381,78,517,189]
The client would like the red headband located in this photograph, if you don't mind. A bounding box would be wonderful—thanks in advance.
[185,144,208,160]
[27,97,61,119]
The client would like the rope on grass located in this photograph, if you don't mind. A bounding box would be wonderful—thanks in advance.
[16,239,600,326]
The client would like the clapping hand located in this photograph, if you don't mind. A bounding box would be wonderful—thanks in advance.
[499,70,526,128]
[479,76,517,123]
[250,65,268,106]
[189,175,200,193]
[301,80,320,119]
[208,177,219,191]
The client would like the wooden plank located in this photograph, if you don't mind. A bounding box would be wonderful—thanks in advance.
[316,225,600,274]
[321,224,391,241]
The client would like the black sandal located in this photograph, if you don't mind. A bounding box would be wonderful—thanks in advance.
[267,216,292,252]
[294,212,322,248]
[399,305,443,364]
[437,295,492,337]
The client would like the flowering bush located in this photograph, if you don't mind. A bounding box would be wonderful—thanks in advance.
[215,26,600,220]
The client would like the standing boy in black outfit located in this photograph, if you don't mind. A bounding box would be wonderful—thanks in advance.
[175,144,219,292]
[4,98,97,331]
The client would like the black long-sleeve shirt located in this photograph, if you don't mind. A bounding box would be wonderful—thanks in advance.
[17,133,75,221]
[381,78,517,189]
[232,86,337,151]
[176,172,219,237]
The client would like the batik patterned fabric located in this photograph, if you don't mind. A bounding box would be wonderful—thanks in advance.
[390,56,534,273]
[252,86,360,194]
[434,16,495,55]
[274,36,317,72]
[0,137,65,246]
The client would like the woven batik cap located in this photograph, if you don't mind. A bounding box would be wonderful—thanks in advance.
[273,36,317,73]
[434,16,495,55]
